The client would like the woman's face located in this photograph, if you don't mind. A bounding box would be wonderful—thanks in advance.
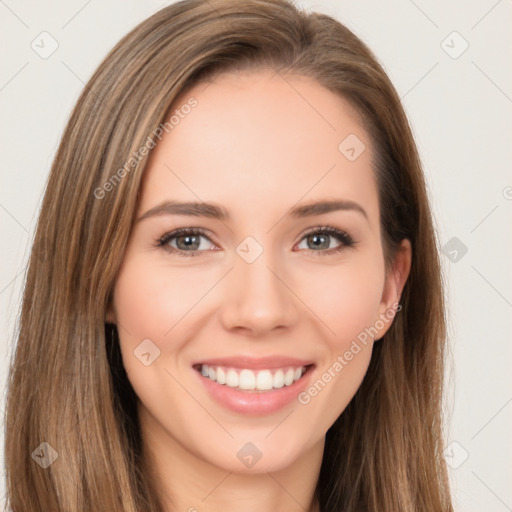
[108,69,408,473]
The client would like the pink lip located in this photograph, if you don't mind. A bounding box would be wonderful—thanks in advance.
[192,355,315,370]
[193,363,315,416]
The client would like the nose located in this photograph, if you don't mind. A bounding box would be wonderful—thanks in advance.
[219,249,300,337]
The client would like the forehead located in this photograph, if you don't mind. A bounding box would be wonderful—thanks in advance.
[138,69,380,226]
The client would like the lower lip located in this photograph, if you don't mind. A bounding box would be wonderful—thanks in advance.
[195,366,314,415]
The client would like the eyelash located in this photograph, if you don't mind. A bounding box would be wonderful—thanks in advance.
[155,226,356,257]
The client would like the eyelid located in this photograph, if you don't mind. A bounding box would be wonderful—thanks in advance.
[294,225,356,252]
[156,225,356,256]
[156,227,218,256]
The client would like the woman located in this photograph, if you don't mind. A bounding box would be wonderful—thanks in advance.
[3,0,453,510]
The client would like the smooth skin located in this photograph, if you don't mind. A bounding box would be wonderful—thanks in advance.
[107,69,411,512]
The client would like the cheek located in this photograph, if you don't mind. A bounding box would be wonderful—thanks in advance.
[295,263,382,428]
[296,257,385,345]
[111,255,227,405]
[292,256,384,418]
[112,255,214,345]
[111,257,209,423]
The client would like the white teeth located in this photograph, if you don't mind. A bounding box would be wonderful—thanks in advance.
[273,369,285,388]
[284,368,294,386]
[216,367,226,385]
[256,370,274,390]
[198,364,307,391]
[225,369,239,387]
[239,369,256,390]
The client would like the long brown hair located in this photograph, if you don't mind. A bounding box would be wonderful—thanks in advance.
[3,0,452,510]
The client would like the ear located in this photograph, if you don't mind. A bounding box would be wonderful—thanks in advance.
[374,239,412,340]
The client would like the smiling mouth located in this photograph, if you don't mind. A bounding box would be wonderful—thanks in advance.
[193,363,314,392]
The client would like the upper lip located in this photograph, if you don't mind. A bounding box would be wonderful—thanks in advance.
[192,356,315,370]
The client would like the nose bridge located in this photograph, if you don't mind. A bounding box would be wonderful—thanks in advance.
[219,237,299,335]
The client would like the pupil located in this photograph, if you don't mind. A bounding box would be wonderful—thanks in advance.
[177,235,199,250]
[309,234,329,250]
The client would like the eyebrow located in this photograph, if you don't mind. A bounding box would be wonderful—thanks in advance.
[137,199,368,223]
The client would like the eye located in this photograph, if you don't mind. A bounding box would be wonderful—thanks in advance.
[156,226,356,257]
[156,228,216,256]
[295,226,355,255]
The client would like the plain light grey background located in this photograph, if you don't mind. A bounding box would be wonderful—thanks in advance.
[1,1,511,510]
